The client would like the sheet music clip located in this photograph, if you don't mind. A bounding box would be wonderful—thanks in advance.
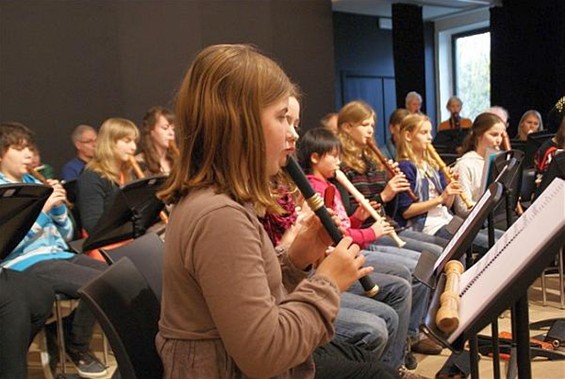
[413,182,505,290]
[81,175,167,252]
[1,183,52,260]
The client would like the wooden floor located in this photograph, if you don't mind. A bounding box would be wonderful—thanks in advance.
[27,277,564,379]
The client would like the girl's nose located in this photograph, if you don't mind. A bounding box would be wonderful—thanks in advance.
[288,127,299,141]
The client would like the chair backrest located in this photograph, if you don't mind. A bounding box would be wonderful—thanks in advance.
[99,232,164,302]
[520,167,537,204]
[78,258,163,379]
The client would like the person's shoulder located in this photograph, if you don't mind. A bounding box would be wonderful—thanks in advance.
[439,120,450,131]
[177,188,245,216]
[398,160,415,169]
[63,157,83,169]
[77,168,108,186]
[461,118,473,128]
[460,150,482,161]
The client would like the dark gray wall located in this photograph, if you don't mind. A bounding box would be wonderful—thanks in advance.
[0,0,335,174]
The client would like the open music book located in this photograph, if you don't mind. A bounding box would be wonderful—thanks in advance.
[447,177,565,344]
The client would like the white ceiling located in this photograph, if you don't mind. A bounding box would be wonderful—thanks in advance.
[332,0,501,21]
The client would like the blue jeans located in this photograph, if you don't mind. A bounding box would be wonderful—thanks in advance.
[343,267,411,370]
[375,232,445,258]
[435,226,504,253]
[313,339,398,379]
[362,248,431,341]
[337,293,390,358]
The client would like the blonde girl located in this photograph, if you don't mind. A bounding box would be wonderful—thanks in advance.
[77,117,139,234]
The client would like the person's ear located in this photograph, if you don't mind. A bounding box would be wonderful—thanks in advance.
[342,122,353,133]
[311,153,320,165]
[404,130,413,143]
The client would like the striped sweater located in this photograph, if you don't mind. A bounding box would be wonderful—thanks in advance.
[0,173,75,271]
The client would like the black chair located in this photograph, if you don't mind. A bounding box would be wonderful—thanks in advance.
[519,167,537,209]
[98,232,164,302]
[77,258,163,379]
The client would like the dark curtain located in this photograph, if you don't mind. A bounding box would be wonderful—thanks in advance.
[392,3,426,112]
[490,1,565,135]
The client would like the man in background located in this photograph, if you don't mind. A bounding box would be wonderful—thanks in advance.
[61,124,97,181]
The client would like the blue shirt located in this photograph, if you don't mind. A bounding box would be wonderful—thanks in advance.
[61,157,86,181]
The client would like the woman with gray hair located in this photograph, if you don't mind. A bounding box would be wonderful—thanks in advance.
[405,91,422,114]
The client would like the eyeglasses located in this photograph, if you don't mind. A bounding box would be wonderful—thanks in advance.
[79,139,97,144]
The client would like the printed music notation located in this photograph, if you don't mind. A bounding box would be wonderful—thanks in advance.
[447,178,565,343]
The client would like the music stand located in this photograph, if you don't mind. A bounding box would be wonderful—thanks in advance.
[0,183,52,260]
[423,179,565,379]
[413,181,504,289]
[82,175,167,252]
[433,128,470,154]
[524,131,554,169]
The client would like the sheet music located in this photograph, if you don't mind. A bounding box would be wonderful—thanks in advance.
[479,148,500,194]
[448,178,565,343]
[433,186,494,272]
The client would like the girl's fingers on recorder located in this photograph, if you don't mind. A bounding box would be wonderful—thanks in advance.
[316,237,368,292]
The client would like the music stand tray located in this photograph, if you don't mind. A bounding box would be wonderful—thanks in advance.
[82,175,167,252]
[0,183,52,260]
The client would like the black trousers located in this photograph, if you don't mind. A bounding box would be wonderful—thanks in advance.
[24,255,107,354]
[0,268,55,379]
[314,339,400,379]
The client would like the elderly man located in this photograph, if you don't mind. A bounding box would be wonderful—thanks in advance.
[61,124,97,181]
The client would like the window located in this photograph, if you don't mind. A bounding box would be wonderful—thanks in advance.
[452,29,490,119]
[435,9,490,125]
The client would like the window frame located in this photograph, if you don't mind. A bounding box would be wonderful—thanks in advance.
[451,27,490,97]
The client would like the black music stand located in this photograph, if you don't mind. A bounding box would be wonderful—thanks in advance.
[423,178,565,379]
[433,128,471,155]
[523,131,554,169]
[81,175,167,252]
[490,150,524,229]
[413,181,504,289]
[0,183,52,260]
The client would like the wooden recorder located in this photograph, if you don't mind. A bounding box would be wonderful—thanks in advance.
[27,166,73,208]
[435,260,464,333]
[426,144,474,209]
[335,169,406,248]
[367,140,419,202]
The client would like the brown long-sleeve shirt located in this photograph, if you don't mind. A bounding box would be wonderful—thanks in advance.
[157,188,340,379]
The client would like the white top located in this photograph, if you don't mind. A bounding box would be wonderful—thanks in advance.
[453,151,484,218]
[423,176,453,235]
